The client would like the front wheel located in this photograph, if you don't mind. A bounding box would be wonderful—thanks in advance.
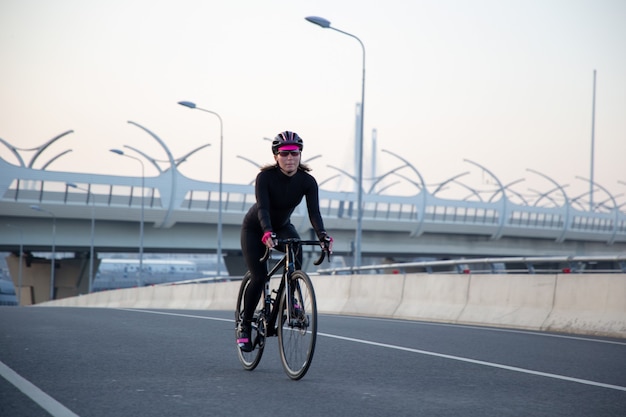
[277,270,317,380]
[235,272,264,371]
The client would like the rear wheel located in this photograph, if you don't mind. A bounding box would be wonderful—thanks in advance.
[235,272,264,370]
[277,270,317,380]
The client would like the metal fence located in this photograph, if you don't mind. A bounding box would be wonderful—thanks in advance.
[316,255,626,275]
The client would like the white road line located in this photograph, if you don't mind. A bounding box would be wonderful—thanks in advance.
[0,360,81,417]
[120,309,626,392]
[318,332,626,392]
[118,308,233,322]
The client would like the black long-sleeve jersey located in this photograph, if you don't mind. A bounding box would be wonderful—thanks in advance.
[242,166,326,239]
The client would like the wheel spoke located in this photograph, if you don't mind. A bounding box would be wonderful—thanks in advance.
[278,271,317,380]
[235,272,265,370]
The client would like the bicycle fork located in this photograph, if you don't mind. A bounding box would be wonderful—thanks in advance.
[286,278,308,330]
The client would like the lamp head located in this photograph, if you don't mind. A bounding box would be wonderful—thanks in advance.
[305,16,331,28]
[178,101,197,109]
[110,149,124,155]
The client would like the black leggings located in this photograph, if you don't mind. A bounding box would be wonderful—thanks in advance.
[240,223,302,322]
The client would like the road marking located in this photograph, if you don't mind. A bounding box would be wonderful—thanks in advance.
[120,308,626,392]
[319,332,626,392]
[118,308,233,322]
[0,360,81,417]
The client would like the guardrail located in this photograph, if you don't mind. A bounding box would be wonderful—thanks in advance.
[316,255,626,275]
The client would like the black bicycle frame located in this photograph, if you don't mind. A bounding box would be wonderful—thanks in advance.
[259,238,328,334]
[263,240,297,334]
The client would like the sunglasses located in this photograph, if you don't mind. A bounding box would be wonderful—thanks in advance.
[277,150,301,157]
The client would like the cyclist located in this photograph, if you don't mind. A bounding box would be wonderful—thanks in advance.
[237,131,333,352]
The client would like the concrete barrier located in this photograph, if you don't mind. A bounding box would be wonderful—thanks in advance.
[310,275,351,313]
[340,274,404,317]
[394,274,470,323]
[207,281,240,310]
[542,274,626,337]
[40,273,626,338]
[457,274,556,330]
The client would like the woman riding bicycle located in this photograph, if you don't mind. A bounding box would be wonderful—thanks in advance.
[238,131,333,352]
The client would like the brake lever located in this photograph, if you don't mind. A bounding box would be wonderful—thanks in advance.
[259,247,271,263]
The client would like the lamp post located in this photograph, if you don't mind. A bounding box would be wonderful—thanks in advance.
[306,16,366,267]
[178,101,224,277]
[590,69,596,211]
[110,149,145,285]
[6,224,23,304]
[29,205,56,300]
[67,182,95,293]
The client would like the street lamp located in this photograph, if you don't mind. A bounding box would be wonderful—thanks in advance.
[590,69,597,211]
[67,182,95,293]
[29,205,56,300]
[5,224,23,304]
[306,16,366,268]
[178,101,224,277]
[110,149,145,285]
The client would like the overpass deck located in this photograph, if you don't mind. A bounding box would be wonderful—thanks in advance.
[1,155,625,257]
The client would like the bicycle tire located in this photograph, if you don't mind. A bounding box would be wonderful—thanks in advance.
[235,272,264,371]
[277,270,317,380]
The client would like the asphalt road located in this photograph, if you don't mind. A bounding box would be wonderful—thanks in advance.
[1,306,625,417]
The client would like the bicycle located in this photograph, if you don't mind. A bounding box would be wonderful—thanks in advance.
[235,238,330,380]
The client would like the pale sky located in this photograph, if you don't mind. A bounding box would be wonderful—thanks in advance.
[1,0,625,206]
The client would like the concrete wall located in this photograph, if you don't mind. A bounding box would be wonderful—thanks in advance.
[5,253,100,305]
[41,273,626,339]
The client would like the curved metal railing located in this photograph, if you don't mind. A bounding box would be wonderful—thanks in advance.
[1,155,625,245]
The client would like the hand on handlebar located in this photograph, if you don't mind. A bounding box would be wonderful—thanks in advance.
[262,231,277,249]
[320,234,334,254]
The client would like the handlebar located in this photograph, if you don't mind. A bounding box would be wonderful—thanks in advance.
[259,238,331,266]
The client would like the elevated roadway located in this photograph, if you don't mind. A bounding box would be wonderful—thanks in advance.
[2,155,625,257]
[1,154,625,304]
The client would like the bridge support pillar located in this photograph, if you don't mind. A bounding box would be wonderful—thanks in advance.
[224,252,247,276]
[5,253,101,305]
